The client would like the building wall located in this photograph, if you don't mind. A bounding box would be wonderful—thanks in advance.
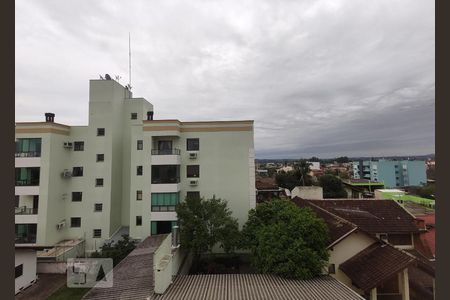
[291,186,323,200]
[328,230,376,294]
[16,78,254,254]
[15,249,37,294]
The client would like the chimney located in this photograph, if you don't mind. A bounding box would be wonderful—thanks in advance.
[147,111,154,121]
[45,113,55,123]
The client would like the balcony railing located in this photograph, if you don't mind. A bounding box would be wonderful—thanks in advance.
[15,179,40,186]
[151,148,181,155]
[15,235,37,244]
[15,206,38,215]
[151,177,180,184]
[15,151,41,158]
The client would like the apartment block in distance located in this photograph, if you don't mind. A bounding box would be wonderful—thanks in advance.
[352,159,426,188]
[15,76,256,291]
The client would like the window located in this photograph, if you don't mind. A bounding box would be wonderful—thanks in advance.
[151,193,180,211]
[15,167,40,186]
[131,113,138,120]
[151,165,180,184]
[74,141,84,151]
[93,229,102,238]
[72,192,82,202]
[96,154,104,162]
[187,165,200,178]
[137,140,143,150]
[187,138,199,151]
[71,217,81,228]
[328,264,336,274]
[94,203,103,212]
[136,190,143,200]
[186,191,200,200]
[136,216,142,226]
[97,128,105,136]
[15,138,42,157]
[15,264,23,279]
[72,167,83,177]
[137,166,143,176]
[96,178,104,187]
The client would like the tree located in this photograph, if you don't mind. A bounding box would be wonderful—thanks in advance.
[319,175,347,198]
[335,156,349,163]
[275,171,299,191]
[309,156,320,162]
[293,160,313,186]
[242,199,329,279]
[90,234,137,266]
[176,196,240,261]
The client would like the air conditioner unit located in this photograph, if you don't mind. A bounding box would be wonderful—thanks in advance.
[61,170,72,178]
[63,142,73,149]
[189,152,198,159]
[189,179,198,186]
[56,220,66,230]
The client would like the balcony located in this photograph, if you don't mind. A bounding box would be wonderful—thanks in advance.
[15,151,41,158]
[15,178,40,186]
[151,149,181,165]
[151,149,180,155]
[15,206,38,215]
[15,224,37,244]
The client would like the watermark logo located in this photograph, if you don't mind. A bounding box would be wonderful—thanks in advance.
[67,258,113,288]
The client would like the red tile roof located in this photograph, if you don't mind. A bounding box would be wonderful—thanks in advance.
[255,177,280,190]
[305,199,420,234]
[292,197,357,247]
[339,243,416,292]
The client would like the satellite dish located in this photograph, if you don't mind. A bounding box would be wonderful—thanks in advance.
[105,74,112,80]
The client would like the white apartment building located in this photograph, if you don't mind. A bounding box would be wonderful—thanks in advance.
[15,77,255,290]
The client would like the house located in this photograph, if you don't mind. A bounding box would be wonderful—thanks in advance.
[342,179,385,198]
[292,198,435,300]
[255,176,286,203]
[15,76,255,263]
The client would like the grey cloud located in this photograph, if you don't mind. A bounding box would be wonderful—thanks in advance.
[15,0,434,158]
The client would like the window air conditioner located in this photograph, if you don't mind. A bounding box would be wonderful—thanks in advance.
[62,170,72,178]
[189,152,198,159]
[189,179,198,186]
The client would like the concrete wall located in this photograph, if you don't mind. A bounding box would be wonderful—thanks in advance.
[328,230,376,294]
[291,186,323,200]
[15,249,37,294]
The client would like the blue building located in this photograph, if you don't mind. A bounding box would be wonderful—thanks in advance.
[352,159,426,188]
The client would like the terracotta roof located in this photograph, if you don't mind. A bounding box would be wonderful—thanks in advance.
[339,243,416,292]
[306,199,420,234]
[153,274,364,300]
[255,177,280,190]
[83,234,167,300]
[292,197,357,247]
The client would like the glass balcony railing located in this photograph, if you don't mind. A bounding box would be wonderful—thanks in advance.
[15,179,40,186]
[15,151,41,158]
[151,148,181,155]
[15,235,37,244]
[15,206,38,215]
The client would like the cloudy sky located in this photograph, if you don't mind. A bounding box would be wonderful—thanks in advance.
[15,0,434,159]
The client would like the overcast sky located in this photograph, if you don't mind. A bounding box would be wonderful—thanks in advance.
[15,0,434,159]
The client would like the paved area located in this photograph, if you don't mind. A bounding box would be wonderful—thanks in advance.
[15,273,66,300]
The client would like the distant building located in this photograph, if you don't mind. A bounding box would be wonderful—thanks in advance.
[352,160,426,188]
[307,161,321,170]
[255,177,286,203]
[290,186,323,200]
[342,179,385,198]
[276,166,293,173]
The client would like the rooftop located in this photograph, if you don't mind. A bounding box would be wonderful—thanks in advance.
[83,234,167,300]
[152,274,364,300]
[306,199,420,234]
[340,243,416,292]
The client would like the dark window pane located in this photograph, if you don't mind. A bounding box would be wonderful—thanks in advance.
[187,138,199,151]
[96,178,104,187]
[137,140,143,150]
[94,203,103,212]
[137,166,143,176]
[96,154,104,162]
[187,165,199,178]
[93,229,102,238]
[97,128,105,136]
[151,165,180,184]
[136,190,142,200]
[72,192,82,202]
[131,113,137,120]
[136,216,142,226]
[74,141,84,151]
[15,264,23,278]
[186,191,200,200]
[72,167,83,177]
[71,217,81,228]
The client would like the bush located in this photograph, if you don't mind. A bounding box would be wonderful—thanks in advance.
[90,234,137,266]
[242,199,329,279]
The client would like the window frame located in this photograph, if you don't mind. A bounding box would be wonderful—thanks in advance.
[70,217,81,228]
[136,190,143,201]
[137,140,143,150]
[131,113,138,120]
[72,167,84,177]
[93,229,102,238]
[186,138,199,151]
[97,128,105,136]
[94,203,103,212]
[186,165,200,178]
[137,166,143,176]
[95,178,104,187]
[73,141,84,151]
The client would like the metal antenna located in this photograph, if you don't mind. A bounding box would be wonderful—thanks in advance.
[128,32,132,88]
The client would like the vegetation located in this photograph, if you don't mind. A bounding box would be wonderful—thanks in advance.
[90,234,137,266]
[242,199,329,279]
[275,160,313,190]
[319,174,347,198]
[176,196,240,262]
